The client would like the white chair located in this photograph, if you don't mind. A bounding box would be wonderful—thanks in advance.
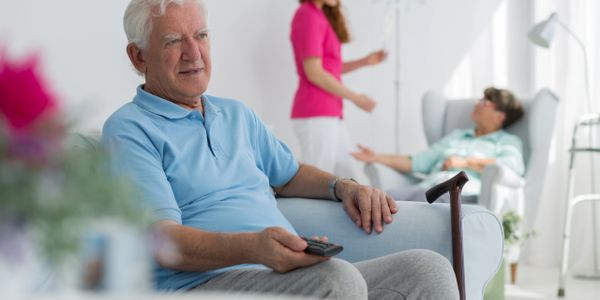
[364,88,559,282]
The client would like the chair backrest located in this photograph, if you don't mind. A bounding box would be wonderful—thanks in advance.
[422,89,559,224]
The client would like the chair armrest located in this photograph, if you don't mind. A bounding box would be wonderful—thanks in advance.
[479,165,526,216]
[363,163,421,191]
[277,198,503,300]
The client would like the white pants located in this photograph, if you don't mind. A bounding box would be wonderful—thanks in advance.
[292,117,355,177]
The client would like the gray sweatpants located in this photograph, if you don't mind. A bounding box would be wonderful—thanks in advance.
[193,249,459,300]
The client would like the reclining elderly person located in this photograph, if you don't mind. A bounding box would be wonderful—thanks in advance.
[352,87,525,203]
[102,0,459,298]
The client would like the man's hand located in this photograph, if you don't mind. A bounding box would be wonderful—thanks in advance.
[442,156,469,171]
[250,227,330,273]
[336,180,398,234]
[350,144,377,163]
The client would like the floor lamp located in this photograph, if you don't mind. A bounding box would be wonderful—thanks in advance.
[528,11,600,293]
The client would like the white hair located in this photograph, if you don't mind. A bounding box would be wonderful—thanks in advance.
[123,0,207,49]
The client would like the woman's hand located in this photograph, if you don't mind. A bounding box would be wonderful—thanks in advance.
[352,94,376,112]
[442,156,469,171]
[351,144,377,163]
[363,50,387,66]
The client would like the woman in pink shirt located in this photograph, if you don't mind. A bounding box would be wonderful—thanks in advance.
[291,0,386,177]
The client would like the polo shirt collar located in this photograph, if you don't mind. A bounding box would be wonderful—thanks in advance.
[133,85,220,119]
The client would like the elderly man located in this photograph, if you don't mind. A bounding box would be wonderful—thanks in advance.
[352,87,525,203]
[103,0,459,298]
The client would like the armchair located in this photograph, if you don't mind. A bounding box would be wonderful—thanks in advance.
[71,134,503,300]
[277,198,502,300]
[364,88,559,282]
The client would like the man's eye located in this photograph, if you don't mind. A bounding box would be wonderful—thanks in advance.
[166,39,181,46]
[198,33,209,40]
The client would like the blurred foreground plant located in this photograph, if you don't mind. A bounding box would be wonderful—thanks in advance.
[0,51,146,265]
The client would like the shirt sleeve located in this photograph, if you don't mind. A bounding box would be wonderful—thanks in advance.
[411,130,460,174]
[102,118,182,224]
[496,134,525,176]
[248,110,299,187]
[291,9,326,60]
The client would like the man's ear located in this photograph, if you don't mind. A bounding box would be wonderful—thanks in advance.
[126,43,146,74]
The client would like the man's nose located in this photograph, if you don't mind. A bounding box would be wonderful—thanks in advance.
[181,37,202,61]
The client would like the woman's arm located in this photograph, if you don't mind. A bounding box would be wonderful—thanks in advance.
[351,145,412,173]
[442,156,496,173]
[342,50,387,74]
[303,57,375,112]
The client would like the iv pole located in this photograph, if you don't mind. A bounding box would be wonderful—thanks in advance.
[393,2,401,153]
[378,0,403,153]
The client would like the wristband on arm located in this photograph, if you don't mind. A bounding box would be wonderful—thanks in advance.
[328,177,358,202]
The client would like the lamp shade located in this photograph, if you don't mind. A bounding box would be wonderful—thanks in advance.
[528,12,558,48]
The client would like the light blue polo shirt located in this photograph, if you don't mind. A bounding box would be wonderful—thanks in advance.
[102,86,299,291]
[411,129,524,196]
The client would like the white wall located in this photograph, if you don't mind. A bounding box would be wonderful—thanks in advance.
[205,0,506,183]
[0,0,137,132]
[0,0,502,156]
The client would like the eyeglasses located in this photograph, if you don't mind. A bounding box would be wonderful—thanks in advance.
[476,98,499,111]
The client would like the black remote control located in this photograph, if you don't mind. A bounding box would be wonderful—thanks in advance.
[301,237,344,257]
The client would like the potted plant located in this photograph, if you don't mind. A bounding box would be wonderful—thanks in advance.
[0,51,153,296]
[502,210,535,284]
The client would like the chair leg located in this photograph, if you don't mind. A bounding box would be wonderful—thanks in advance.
[510,262,518,284]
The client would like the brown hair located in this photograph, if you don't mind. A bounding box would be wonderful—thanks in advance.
[484,87,525,128]
[299,0,350,43]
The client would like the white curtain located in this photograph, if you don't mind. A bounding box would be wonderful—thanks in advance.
[443,0,600,269]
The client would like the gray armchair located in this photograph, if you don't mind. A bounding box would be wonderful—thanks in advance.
[364,88,559,282]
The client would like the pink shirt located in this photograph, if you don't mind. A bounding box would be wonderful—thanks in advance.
[290,2,343,119]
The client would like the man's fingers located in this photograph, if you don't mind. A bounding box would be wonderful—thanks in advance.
[272,229,306,252]
[344,200,362,228]
[294,254,330,267]
[370,193,383,233]
[387,195,398,214]
[309,235,329,243]
[381,193,393,224]
[276,249,330,273]
[357,191,373,233]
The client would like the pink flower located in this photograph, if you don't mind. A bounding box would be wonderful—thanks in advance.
[0,51,59,132]
[0,50,64,167]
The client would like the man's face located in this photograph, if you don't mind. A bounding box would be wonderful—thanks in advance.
[139,0,211,107]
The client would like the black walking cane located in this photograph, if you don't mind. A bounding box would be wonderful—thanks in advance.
[426,171,469,300]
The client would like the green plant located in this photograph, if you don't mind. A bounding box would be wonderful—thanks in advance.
[502,211,535,246]
[0,52,146,265]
